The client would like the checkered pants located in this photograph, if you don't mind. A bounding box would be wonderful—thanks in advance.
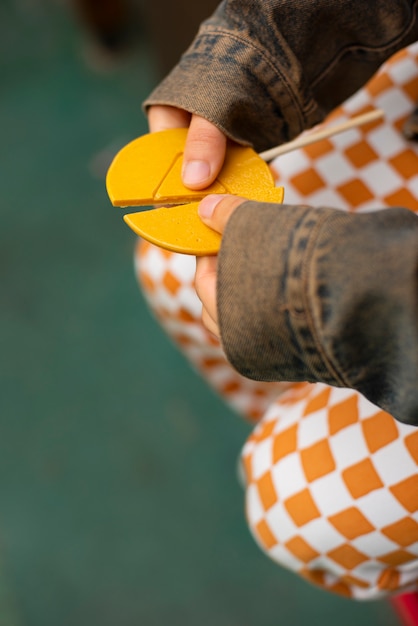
[135,45,418,599]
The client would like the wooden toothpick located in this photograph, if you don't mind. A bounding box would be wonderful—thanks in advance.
[259,109,384,162]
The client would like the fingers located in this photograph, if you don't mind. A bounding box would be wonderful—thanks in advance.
[198,194,248,234]
[201,308,220,338]
[147,107,244,339]
[148,106,227,190]
[195,194,246,338]
[195,256,220,338]
[182,115,227,189]
[195,194,247,337]
[148,105,191,133]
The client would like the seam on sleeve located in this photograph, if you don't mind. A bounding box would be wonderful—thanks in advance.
[300,211,351,387]
[311,0,418,89]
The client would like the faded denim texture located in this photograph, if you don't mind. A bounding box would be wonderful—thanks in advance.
[145,0,418,151]
[218,203,418,426]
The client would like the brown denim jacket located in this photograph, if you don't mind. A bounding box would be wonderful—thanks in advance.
[145,0,418,426]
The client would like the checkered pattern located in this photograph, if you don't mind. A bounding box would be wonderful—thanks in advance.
[135,44,418,598]
[271,46,418,214]
[242,384,418,599]
[136,240,291,422]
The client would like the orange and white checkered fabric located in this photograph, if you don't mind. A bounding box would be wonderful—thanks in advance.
[242,384,418,599]
[271,46,418,213]
[135,44,418,598]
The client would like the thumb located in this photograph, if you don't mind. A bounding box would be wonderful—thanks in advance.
[198,194,248,234]
[182,115,227,189]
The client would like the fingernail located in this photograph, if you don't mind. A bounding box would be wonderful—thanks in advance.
[183,160,210,186]
[198,194,225,219]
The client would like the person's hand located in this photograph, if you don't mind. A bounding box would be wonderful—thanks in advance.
[148,106,246,337]
[195,194,247,338]
[148,105,227,189]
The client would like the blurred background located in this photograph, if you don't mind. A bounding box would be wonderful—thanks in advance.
[0,1,403,624]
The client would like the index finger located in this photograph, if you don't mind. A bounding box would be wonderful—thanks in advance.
[147,105,191,133]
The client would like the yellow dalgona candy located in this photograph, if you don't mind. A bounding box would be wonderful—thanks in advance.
[106,128,283,255]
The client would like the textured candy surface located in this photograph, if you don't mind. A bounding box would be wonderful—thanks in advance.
[106,128,283,254]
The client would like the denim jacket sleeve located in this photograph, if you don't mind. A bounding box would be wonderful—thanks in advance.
[217,203,418,426]
[144,0,418,151]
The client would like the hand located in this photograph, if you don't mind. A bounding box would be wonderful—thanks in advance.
[195,194,247,338]
[148,105,227,189]
[148,106,246,337]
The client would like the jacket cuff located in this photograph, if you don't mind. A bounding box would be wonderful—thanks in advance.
[217,201,336,382]
[143,28,320,152]
[217,202,418,425]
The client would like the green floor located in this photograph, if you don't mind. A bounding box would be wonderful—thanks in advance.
[0,3,402,625]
